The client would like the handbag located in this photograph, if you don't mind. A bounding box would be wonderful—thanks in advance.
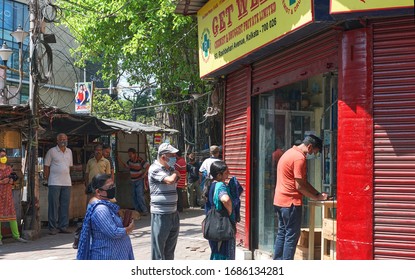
[122,209,133,227]
[202,206,235,241]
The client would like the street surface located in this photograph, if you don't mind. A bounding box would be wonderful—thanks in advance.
[0,208,210,260]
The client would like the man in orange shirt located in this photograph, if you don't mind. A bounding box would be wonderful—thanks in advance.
[273,134,328,260]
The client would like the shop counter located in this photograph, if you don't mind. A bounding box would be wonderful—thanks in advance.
[308,200,337,260]
[40,181,87,222]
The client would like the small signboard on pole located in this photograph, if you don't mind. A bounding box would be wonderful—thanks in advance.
[75,82,93,114]
[154,133,162,145]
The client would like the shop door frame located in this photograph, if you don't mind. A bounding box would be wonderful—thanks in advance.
[253,107,314,254]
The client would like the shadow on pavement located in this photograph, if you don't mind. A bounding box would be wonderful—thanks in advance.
[0,207,209,260]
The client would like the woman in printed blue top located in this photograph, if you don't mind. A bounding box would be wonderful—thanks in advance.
[205,160,236,260]
[77,174,135,260]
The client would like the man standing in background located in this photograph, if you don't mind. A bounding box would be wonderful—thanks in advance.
[120,148,150,216]
[85,144,111,191]
[199,145,221,207]
[186,153,201,208]
[44,133,73,235]
[199,145,221,180]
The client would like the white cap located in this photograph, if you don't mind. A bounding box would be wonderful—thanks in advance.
[158,143,179,155]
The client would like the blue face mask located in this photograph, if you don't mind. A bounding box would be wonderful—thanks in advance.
[167,156,177,167]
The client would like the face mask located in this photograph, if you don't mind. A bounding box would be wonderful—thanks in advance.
[58,141,68,147]
[167,156,177,167]
[0,156,7,164]
[101,188,116,199]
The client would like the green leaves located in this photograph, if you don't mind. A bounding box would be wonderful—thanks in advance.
[57,0,206,104]
[57,0,216,150]
[91,92,130,120]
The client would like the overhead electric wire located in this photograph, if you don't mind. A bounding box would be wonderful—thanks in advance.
[92,91,208,115]
[1,1,203,114]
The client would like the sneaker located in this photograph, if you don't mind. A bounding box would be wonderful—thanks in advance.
[14,237,28,243]
[49,229,58,235]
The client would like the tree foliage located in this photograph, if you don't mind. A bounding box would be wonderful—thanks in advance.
[92,89,156,123]
[56,0,209,105]
[92,91,133,120]
[56,0,219,152]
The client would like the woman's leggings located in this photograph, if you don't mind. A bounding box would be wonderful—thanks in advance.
[0,220,20,240]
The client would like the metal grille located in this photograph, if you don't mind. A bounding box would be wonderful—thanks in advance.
[372,17,415,260]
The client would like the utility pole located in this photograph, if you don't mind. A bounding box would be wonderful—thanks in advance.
[194,100,198,152]
[23,0,40,239]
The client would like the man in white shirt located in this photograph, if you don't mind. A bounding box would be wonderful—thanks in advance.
[199,145,221,179]
[199,145,221,208]
[44,133,73,235]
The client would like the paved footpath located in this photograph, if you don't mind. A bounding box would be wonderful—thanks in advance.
[0,208,211,260]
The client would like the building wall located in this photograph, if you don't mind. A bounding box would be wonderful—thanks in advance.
[5,0,81,113]
[337,27,374,260]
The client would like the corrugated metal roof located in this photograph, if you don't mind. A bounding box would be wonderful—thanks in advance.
[101,119,178,134]
[0,105,177,136]
[0,104,31,129]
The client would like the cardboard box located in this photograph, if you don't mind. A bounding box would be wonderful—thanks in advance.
[295,245,321,260]
[298,228,322,248]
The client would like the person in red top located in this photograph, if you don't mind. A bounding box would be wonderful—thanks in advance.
[273,135,328,260]
[75,84,85,105]
[174,151,187,212]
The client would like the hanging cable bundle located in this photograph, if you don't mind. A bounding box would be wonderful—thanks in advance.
[31,39,53,84]
[40,0,62,23]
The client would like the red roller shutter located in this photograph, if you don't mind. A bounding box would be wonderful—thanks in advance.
[230,28,338,251]
[225,66,251,248]
[252,29,339,94]
[372,17,415,260]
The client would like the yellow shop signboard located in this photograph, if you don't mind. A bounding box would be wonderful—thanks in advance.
[330,0,414,14]
[198,0,313,78]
